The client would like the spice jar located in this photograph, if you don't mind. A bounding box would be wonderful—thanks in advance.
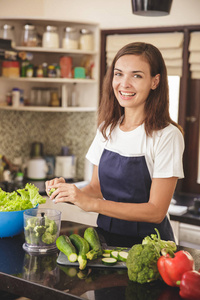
[0,24,16,47]
[21,24,38,47]
[48,65,56,78]
[62,27,79,50]
[79,29,94,51]
[42,26,59,48]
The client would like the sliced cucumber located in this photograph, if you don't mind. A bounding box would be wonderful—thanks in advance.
[102,253,111,258]
[103,249,112,254]
[118,251,128,262]
[102,257,117,266]
[111,251,119,260]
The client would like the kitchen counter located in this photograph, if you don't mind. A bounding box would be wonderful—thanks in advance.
[0,221,200,300]
[170,193,200,226]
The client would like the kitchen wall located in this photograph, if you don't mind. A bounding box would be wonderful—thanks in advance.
[0,0,200,179]
[0,110,97,179]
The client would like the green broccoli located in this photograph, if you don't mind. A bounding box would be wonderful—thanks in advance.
[126,229,177,284]
[24,217,39,231]
[44,216,58,235]
[42,231,57,245]
[48,188,56,196]
[34,225,46,237]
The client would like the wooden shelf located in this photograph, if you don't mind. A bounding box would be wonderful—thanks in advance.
[0,105,97,112]
[0,77,97,84]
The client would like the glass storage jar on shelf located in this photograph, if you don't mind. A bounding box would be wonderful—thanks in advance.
[62,27,79,50]
[0,24,16,47]
[79,29,94,51]
[42,26,59,48]
[21,24,38,47]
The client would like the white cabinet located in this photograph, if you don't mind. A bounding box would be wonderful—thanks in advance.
[0,17,100,112]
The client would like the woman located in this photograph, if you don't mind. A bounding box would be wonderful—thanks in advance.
[46,42,184,247]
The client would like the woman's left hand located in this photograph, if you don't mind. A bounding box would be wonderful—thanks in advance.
[49,182,96,212]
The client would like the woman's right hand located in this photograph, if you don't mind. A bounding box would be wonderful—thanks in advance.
[45,177,65,196]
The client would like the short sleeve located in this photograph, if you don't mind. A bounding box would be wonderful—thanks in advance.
[86,128,107,166]
[153,126,184,178]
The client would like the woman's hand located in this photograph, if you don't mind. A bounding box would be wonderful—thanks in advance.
[45,177,65,196]
[47,181,97,212]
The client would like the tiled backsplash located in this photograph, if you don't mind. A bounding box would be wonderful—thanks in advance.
[0,110,97,179]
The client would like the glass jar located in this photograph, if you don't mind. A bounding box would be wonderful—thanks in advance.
[79,29,94,51]
[62,27,79,50]
[21,24,38,47]
[42,26,59,48]
[48,65,56,78]
[0,24,16,47]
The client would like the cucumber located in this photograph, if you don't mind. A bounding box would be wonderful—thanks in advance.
[69,234,90,270]
[102,257,117,266]
[102,253,111,258]
[111,251,119,260]
[84,227,103,260]
[56,235,78,262]
[103,249,112,254]
[118,251,128,262]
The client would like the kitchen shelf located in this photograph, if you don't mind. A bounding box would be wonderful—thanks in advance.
[0,77,97,84]
[0,17,100,112]
[0,105,97,112]
[15,46,98,55]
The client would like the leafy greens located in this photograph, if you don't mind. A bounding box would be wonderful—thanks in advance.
[0,183,46,212]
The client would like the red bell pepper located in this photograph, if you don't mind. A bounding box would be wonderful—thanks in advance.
[157,250,194,287]
[178,270,200,300]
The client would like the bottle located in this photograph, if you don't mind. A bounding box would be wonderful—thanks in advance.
[71,83,79,107]
[12,88,20,107]
[42,62,48,77]
[36,65,43,77]
[26,64,34,77]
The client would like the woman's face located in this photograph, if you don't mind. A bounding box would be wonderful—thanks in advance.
[112,54,159,110]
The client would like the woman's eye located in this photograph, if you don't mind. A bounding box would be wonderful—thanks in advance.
[133,74,142,78]
[114,72,121,76]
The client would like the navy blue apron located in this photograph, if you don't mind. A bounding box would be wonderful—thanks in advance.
[97,148,175,246]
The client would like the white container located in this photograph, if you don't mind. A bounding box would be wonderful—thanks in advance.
[62,27,79,50]
[42,26,59,48]
[55,156,76,179]
[79,29,94,51]
[12,88,20,107]
[27,158,49,180]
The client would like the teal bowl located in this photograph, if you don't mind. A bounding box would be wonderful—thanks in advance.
[0,205,38,238]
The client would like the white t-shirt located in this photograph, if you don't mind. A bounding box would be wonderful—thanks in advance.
[86,123,184,179]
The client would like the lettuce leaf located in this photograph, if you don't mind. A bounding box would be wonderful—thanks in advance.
[0,183,46,212]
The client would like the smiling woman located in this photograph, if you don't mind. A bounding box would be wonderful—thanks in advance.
[45,42,185,248]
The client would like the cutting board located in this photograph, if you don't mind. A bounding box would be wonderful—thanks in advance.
[57,251,127,268]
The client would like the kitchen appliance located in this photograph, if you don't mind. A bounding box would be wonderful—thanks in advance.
[23,208,61,254]
[27,158,50,180]
[55,156,76,180]
[30,142,44,158]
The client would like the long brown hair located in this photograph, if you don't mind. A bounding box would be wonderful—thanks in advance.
[98,42,183,139]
